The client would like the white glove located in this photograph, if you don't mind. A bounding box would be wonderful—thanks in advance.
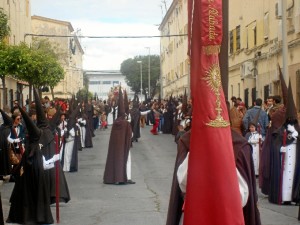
[280,146,287,153]
[14,138,21,143]
[287,124,296,133]
[64,127,68,132]
[61,130,65,136]
[292,130,299,139]
[53,154,60,162]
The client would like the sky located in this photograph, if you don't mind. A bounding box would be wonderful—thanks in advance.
[31,0,172,71]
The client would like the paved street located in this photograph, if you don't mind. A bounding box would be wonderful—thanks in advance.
[1,126,300,225]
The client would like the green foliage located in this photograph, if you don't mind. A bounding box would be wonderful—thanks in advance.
[120,55,160,98]
[5,42,65,89]
[0,8,10,42]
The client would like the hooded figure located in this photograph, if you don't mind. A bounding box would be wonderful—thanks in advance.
[130,94,141,142]
[260,65,287,194]
[0,109,13,176]
[269,80,300,204]
[103,86,132,184]
[33,88,70,204]
[61,104,81,172]
[7,106,60,224]
[163,95,175,134]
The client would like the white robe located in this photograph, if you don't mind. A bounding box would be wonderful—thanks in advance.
[60,128,75,172]
[78,118,86,148]
[248,132,261,175]
[282,140,297,202]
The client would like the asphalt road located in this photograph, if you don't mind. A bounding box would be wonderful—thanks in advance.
[1,125,299,225]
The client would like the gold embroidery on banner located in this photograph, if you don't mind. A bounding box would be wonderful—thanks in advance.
[203,64,230,128]
[203,45,220,55]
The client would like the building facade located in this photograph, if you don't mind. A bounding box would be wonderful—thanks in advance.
[159,0,189,99]
[0,0,32,109]
[31,16,84,99]
[86,70,134,100]
[229,0,300,110]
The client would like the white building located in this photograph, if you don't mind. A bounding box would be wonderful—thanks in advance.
[86,70,134,100]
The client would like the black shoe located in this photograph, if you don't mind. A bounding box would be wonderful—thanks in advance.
[135,139,138,142]
[127,180,136,184]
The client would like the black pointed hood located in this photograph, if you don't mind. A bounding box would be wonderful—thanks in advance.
[117,86,125,119]
[67,104,81,130]
[0,109,13,127]
[124,89,129,115]
[33,88,49,128]
[49,105,61,132]
[182,89,188,114]
[133,94,139,109]
[285,80,297,122]
[278,64,288,106]
[19,106,41,143]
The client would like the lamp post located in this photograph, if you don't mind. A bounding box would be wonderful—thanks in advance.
[137,61,143,101]
[145,47,150,98]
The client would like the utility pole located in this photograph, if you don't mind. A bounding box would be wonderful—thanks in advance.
[282,0,289,84]
[145,47,151,98]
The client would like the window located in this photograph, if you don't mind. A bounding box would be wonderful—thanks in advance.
[102,81,111,85]
[229,30,233,54]
[264,12,269,40]
[236,25,241,50]
[89,81,100,85]
[247,21,257,49]
[112,81,119,86]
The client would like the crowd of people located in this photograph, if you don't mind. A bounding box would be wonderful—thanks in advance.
[0,80,298,224]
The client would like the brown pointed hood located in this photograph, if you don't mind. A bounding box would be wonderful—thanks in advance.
[117,86,125,119]
[278,64,288,106]
[0,109,13,127]
[19,106,41,143]
[33,88,49,129]
[285,80,297,122]
[124,89,129,115]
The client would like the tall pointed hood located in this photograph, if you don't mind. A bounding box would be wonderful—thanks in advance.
[182,89,188,114]
[49,105,61,132]
[278,64,288,106]
[285,80,297,122]
[133,94,139,109]
[19,106,41,143]
[123,89,129,115]
[158,93,161,105]
[33,88,49,129]
[117,86,125,119]
[67,104,81,130]
[0,109,13,127]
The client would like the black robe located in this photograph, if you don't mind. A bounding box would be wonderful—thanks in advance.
[231,130,261,225]
[103,117,132,184]
[40,127,71,204]
[83,113,93,148]
[70,125,80,172]
[130,108,141,141]
[268,126,300,204]
[7,142,54,224]
[0,124,12,176]
[162,110,173,134]
[166,131,190,225]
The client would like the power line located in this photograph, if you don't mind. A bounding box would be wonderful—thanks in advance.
[25,33,187,39]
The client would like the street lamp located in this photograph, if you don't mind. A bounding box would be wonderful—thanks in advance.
[145,47,150,98]
[137,61,143,101]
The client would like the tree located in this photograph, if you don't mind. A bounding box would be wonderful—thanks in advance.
[0,8,10,42]
[8,42,64,101]
[0,8,10,105]
[120,55,160,99]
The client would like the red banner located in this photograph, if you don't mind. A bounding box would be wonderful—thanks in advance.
[185,0,245,224]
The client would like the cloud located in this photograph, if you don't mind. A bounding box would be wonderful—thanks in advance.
[31,0,172,70]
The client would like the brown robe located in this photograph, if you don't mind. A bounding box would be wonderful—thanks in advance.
[231,130,261,225]
[260,105,286,194]
[166,131,190,225]
[103,117,132,184]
